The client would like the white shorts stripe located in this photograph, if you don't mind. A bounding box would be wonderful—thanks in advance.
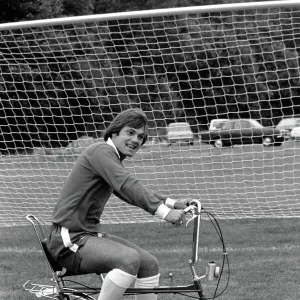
[61,227,79,253]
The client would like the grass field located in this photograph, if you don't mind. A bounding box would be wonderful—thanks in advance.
[1,217,300,300]
[1,140,300,299]
[1,140,300,226]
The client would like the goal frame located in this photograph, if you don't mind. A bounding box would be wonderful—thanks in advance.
[1,0,300,226]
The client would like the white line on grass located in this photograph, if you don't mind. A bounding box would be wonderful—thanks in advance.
[151,244,300,254]
[1,244,299,254]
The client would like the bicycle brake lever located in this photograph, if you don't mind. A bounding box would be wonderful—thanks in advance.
[184,205,198,226]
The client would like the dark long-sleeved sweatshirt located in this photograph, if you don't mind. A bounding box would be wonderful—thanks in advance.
[51,140,166,233]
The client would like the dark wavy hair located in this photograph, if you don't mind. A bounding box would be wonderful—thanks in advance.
[104,108,149,145]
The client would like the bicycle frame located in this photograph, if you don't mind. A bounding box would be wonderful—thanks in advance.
[24,200,222,300]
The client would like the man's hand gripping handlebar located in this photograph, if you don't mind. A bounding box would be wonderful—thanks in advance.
[165,199,201,226]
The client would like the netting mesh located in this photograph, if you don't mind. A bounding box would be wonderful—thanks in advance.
[1,2,300,226]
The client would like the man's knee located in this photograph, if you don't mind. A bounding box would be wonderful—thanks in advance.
[138,253,159,277]
[147,254,159,272]
[118,248,141,275]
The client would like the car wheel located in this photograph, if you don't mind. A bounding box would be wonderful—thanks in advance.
[262,136,273,147]
[213,138,224,148]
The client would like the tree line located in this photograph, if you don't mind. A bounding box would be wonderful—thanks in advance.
[0,0,216,23]
[1,0,300,153]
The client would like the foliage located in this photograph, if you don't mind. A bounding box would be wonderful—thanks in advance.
[0,0,260,22]
[0,0,64,22]
[1,1,300,152]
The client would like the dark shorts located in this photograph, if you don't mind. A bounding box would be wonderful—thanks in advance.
[47,223,106,274]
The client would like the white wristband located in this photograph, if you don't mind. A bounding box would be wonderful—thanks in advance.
[165,198,177,209]
[155,203,171,220]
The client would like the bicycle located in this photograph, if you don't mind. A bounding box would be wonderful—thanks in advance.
[23,200,230,299]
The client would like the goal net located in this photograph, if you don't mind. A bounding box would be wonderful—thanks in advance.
[1,1,300,226]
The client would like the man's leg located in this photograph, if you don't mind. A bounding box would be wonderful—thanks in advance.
[98,268,136,300]
[78,236,140,300]
[107,234,160,300]
[134,274,160,300]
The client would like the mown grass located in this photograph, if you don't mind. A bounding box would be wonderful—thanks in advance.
[1,217,300,299]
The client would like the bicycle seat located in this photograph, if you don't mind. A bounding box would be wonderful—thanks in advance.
[27,215,101,279]
[41,239,63,272]
[41,239,76,277]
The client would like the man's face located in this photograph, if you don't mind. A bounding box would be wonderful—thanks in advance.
[112,126,146,157]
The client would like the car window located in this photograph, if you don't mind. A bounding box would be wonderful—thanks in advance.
[222,122,233,129]
[215,122,226,129]
[168,122,192,133]
[210,119,229,130]
[233,122,242,129]
[171,125,186,132]
[233,121,251,129]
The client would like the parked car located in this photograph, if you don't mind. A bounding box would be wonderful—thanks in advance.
[199,119,287,148]
[167,122,194,146]
[290,126,300,141]
[276,117,300,139]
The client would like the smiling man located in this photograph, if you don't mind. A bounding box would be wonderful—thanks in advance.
[47,108,189,300]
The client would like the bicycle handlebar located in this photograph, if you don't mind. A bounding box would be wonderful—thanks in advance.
[184,199,202,226]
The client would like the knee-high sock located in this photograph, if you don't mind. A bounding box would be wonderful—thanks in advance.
[134,274,160,300]
[98,269,136,300]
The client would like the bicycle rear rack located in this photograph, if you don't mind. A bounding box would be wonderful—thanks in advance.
[23,280,58,299]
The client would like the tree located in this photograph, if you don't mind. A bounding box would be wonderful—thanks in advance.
[0,0,64,22]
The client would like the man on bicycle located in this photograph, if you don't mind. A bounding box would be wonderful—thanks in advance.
[47,108,189,300]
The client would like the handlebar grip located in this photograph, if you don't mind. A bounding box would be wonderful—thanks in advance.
[184,205,195,213]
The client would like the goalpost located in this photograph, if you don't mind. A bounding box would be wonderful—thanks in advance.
[1,1,300,226]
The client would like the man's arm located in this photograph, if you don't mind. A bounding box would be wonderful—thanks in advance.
[89,143,168,216]
[153,193,190,209]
